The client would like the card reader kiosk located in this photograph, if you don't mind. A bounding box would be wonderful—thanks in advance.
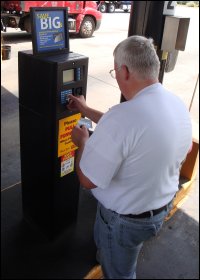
[19,51,88,239]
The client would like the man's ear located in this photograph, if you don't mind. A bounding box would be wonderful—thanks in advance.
[121,65,129,80]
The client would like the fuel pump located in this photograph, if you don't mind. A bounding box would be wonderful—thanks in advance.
[127,1,190,83]
[19,7,89,239]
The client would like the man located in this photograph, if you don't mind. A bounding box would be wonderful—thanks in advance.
[67,35,192,279]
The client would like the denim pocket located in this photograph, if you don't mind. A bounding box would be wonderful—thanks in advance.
[99,207,109,225]
[117,219,156,248]
[95,205,116,251]
[152,220,163,235]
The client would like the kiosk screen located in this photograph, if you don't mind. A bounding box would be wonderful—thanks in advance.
[63,69,74,84]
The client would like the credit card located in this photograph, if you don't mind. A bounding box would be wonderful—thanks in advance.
[77,118,93,129]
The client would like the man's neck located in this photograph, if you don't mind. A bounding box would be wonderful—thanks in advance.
[126,79,159,100]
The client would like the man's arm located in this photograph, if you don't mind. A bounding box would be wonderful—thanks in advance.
[67,94,103,124]
[72,125,96,189]
[75,142,97,189]
[82,106,103,124]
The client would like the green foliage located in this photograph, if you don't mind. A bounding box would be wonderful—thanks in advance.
[177,1,199,6]
[186,1,199,7]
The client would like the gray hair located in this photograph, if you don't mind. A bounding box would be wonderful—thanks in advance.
[113,35,160,80]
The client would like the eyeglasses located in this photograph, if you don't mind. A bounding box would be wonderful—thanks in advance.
[109,67,122,79]
[109,69,116,79]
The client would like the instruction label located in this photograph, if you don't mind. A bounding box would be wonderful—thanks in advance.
[61,151,75,177]
[58,113,81,157]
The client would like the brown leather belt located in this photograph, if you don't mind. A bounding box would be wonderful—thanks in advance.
[121,201,172,219]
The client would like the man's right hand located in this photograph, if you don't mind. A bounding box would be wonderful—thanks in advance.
[67,94,103,124]
[67,94,87,115]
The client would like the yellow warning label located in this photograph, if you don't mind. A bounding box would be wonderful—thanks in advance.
[58,113,81,157]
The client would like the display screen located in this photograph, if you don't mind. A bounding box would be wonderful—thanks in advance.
[63,69,74,84]
[30,7,69,55]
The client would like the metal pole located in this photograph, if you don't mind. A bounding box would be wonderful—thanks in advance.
[189,74,199,112]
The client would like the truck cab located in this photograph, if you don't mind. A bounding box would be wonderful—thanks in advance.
[1,1,102,38]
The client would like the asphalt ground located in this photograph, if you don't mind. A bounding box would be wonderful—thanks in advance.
[1,5,199,279]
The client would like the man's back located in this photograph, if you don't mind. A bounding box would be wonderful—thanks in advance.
[81,83,192,214]
[71,35,194,279]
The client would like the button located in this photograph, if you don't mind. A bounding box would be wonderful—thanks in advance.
[77,68,81,80]
[75,87,82,95]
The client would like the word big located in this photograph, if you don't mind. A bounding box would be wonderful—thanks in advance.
[40,17,61,30]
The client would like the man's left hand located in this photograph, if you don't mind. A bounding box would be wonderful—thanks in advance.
[71,125,89,147]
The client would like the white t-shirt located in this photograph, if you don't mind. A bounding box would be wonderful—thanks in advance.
[80,83,192,214]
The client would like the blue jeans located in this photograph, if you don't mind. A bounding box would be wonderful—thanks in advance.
[94,201,173,279]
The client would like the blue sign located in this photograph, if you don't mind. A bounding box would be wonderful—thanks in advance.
[35,10,65,52]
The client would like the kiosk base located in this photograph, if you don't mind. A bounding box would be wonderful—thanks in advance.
[19,51,88,239]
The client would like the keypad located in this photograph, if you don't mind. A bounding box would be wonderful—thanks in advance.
[61,89,72,104]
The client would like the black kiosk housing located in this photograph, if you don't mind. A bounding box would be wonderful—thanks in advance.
[19,8,88,239]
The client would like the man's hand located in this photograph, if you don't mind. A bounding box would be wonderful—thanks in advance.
[67,94,88,115]
[71,125,89,148]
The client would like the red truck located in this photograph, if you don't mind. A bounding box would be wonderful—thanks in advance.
[1,1,102,38]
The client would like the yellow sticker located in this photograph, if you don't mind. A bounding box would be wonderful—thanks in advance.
[58,113,81,157]
[61,151,75,177]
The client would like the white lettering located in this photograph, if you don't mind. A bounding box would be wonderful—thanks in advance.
[40,17,61,30]
[40,18,48,29]
[52,17,60,28]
